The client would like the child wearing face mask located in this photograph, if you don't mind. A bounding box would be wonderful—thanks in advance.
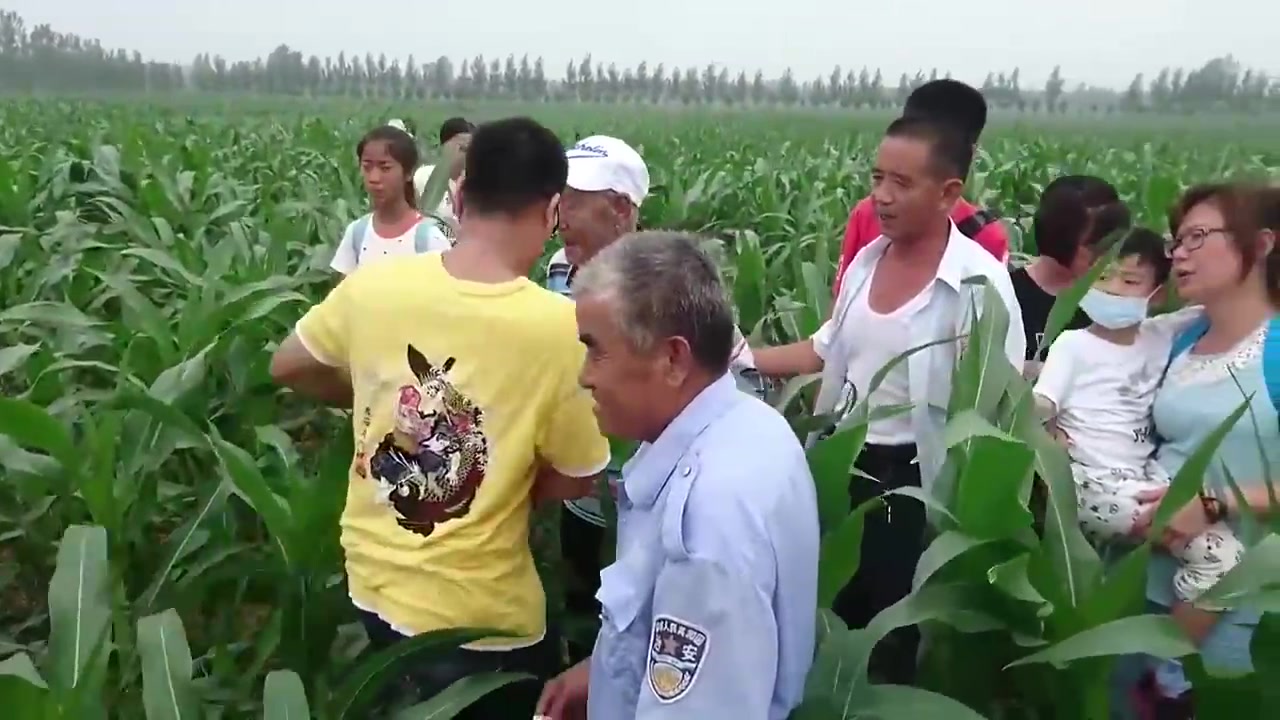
[1033,228,1239,638]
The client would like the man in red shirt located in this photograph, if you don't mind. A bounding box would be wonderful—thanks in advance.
[834,80,1008,295]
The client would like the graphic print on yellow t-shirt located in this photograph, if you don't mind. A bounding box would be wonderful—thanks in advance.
[366,347,489,538]
[295,252,610,649]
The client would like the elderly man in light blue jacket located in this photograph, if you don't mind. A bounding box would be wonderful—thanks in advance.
[536,231,819,720]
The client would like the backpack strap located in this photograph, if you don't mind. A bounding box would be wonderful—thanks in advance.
[955,208,999,240]
[350,214,371,264]
[413,219,436,253]
[1163,315,1211,383]
[1264,316,1280,417]
[1169,316,1211,362]
[1150,316,1211,446]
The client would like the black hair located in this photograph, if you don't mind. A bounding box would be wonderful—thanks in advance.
[439,117,476,145]
[883,115,974,181]
[1034,176,1131,265]
[1047,174,1121,207]
[356,125,419,206]
[903,80,988,146]
[1117,227,1172,286]
[462,116,567,217]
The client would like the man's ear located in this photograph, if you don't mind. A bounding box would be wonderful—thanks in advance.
[941,178,965,208]
[546,193,561,232]
[658,335,695,387]
[611,194,640,233]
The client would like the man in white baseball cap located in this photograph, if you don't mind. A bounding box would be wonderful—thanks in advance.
[544,136,767,663]
[544,134,649,660]
[552,135,650,268]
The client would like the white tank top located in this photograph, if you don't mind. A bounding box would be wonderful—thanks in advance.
[839,276,933,445]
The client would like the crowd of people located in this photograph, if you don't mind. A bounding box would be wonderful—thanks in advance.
[268,79,1279,720]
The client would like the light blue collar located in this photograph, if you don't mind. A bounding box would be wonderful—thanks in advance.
[620,373,739,509]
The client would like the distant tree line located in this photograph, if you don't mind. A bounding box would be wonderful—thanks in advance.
[1120,60,1275,114]
[0,10,185,93]
[1,10,1277,115]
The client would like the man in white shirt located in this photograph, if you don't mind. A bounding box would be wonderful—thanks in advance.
[750,114,1025,684]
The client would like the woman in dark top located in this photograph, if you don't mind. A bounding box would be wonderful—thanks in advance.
[1013,175,1132,370]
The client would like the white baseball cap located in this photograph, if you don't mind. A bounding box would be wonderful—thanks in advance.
[565,135,649,208]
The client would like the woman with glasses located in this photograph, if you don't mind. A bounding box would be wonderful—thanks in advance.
[1116,182,1280,719]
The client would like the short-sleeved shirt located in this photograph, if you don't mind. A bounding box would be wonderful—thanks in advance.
[329,214,451,275]
[834,196,1009,296]
[587,373,818,719]
[1032,310,1199,472]
[296,251,610,648]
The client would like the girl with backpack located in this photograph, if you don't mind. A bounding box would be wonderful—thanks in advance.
[330,124,451,276]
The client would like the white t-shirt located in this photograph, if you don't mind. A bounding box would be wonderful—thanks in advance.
[827,268,933,445]
[329,215,451,275]
[412,165,458,225]
[1033,309,1201,471]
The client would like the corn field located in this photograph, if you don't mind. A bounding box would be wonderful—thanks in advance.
[1,98,1279,719]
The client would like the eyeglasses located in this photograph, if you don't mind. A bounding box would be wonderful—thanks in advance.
[1165,226,1227,257]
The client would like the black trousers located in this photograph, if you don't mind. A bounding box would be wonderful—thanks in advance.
[832,442,926,685]
[359,610,559,718]
[561,507,607,660]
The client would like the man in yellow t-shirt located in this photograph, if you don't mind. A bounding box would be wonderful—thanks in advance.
[269,117,610,717]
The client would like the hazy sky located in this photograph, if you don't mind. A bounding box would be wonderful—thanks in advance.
[8,0,1277,90]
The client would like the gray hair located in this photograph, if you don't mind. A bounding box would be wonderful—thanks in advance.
[573,231,735,374]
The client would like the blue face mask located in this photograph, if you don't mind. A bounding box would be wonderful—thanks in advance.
[1079,288,1150,329]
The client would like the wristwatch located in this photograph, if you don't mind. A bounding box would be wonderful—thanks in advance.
[1199,493,1229,524]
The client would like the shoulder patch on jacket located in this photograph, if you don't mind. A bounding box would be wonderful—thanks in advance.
[647,614,710,703]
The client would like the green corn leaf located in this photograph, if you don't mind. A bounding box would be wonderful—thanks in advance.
[391,672,535,720]
[47,525,112,693]
[263,670,310,720]
[137,609,199,720]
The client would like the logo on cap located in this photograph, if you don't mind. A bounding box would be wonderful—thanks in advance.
[567,142,610,159]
